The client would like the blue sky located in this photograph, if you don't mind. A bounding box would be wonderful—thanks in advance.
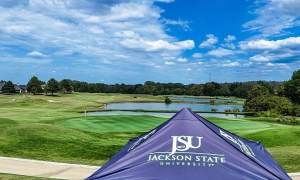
[1,0,300,84]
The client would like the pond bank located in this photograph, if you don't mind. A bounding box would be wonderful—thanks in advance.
[82,109,253,115]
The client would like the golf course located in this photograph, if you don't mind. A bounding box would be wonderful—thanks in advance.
[0,92,300,178]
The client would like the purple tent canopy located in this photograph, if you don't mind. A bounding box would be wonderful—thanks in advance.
[87,108,290,180]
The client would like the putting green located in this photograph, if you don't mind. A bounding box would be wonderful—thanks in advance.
[55,115,274,136]
[55,115,168,133]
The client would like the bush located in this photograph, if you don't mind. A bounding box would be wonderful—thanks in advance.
[211,108,217,112]
[224,109,231,113]
[256,109,281,118]
[276,116,298,124]
[232,107,240,112]
[210,100,216,105]
[164,97,172,104]
[244,95,293,115]
[292,105,300,117]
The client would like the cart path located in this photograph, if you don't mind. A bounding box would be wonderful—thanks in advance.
[0,156,98,179]
[0,156,299,180]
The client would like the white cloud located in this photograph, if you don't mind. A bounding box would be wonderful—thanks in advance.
[260,69,273,74]
[207,47,234,57]
[27,51,47,58]
[192,53,203,59]
[224,35,236,42]
[0,0,194,71]
[114,54,129,59]
[249,51,299,63]
[108,2,160,21]
[240,37,300,51]
[162,18,190,31]
[250,55,270,62]
[222,43,236,49]
[165,61,176,65]
[266,62,289,69]
[186,68,192,71]
[155,0,174,2]
[222,35,236,49]
[177,58,188,62]
[114,31,140,38]
[120,39,194,52]
[163,56,176,60]
[221,61,241,67]
[199,34,218,48]
[240,37,300,64]
[243,0,300,37]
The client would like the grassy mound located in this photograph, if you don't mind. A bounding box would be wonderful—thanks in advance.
[55,115,168,133]
[0,122,139,165]
[0,93,299,172]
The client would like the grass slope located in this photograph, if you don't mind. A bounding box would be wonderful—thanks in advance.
[55,115,168,132]
[0,93,299,173]
[0,173,52,180]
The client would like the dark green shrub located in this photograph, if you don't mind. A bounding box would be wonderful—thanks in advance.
[232,107,240,112]
[224,109,231,113]
[244,95,293,115]
[292,105,300,117]
[211,108,217,112]
[165,97,172,104]
[256,109,281,118]
[210,100,216,105]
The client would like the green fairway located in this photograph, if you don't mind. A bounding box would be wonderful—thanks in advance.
[55,115,168,132]
[55,115,273,135]
[0,93,299,173]
[0,173,52,180]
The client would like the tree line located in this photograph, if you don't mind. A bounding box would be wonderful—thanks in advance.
[243,69,300,118]
[1,69,300,117]
[68,80,281,98]
[0,77,283,98]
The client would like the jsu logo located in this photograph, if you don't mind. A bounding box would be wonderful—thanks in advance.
[171,136,203,155]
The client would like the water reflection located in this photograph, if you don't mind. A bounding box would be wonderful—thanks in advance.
[106,102,243,112]
[87,111,244,118]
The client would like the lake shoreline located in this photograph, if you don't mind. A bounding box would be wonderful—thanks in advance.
[81,108,253,115]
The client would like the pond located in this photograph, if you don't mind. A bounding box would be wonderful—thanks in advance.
[106,102,243,112]
[87,96,245,118]
[87,111,245,118]
[169,96,244,103]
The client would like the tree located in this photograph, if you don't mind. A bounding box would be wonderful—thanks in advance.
[246,85,269,102]
[244,95,292,115]
[189,84,203,96]
[231,86,248,98]
[257,81,274,94]
[27,76,43,95]
[47,78,60,96]
[275,84,285,96]
[172,88,183,95]
[60,79,73,94]
[219,85,231,96]
[284,69,300,104]
[2,81,15,94]
[43,84,49,95]
[203,82,216,96]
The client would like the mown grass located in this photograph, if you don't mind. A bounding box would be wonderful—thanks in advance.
[0,173,52,180]
[54,115,168,133]
[0,121,139,165]
[0,93,299,173]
